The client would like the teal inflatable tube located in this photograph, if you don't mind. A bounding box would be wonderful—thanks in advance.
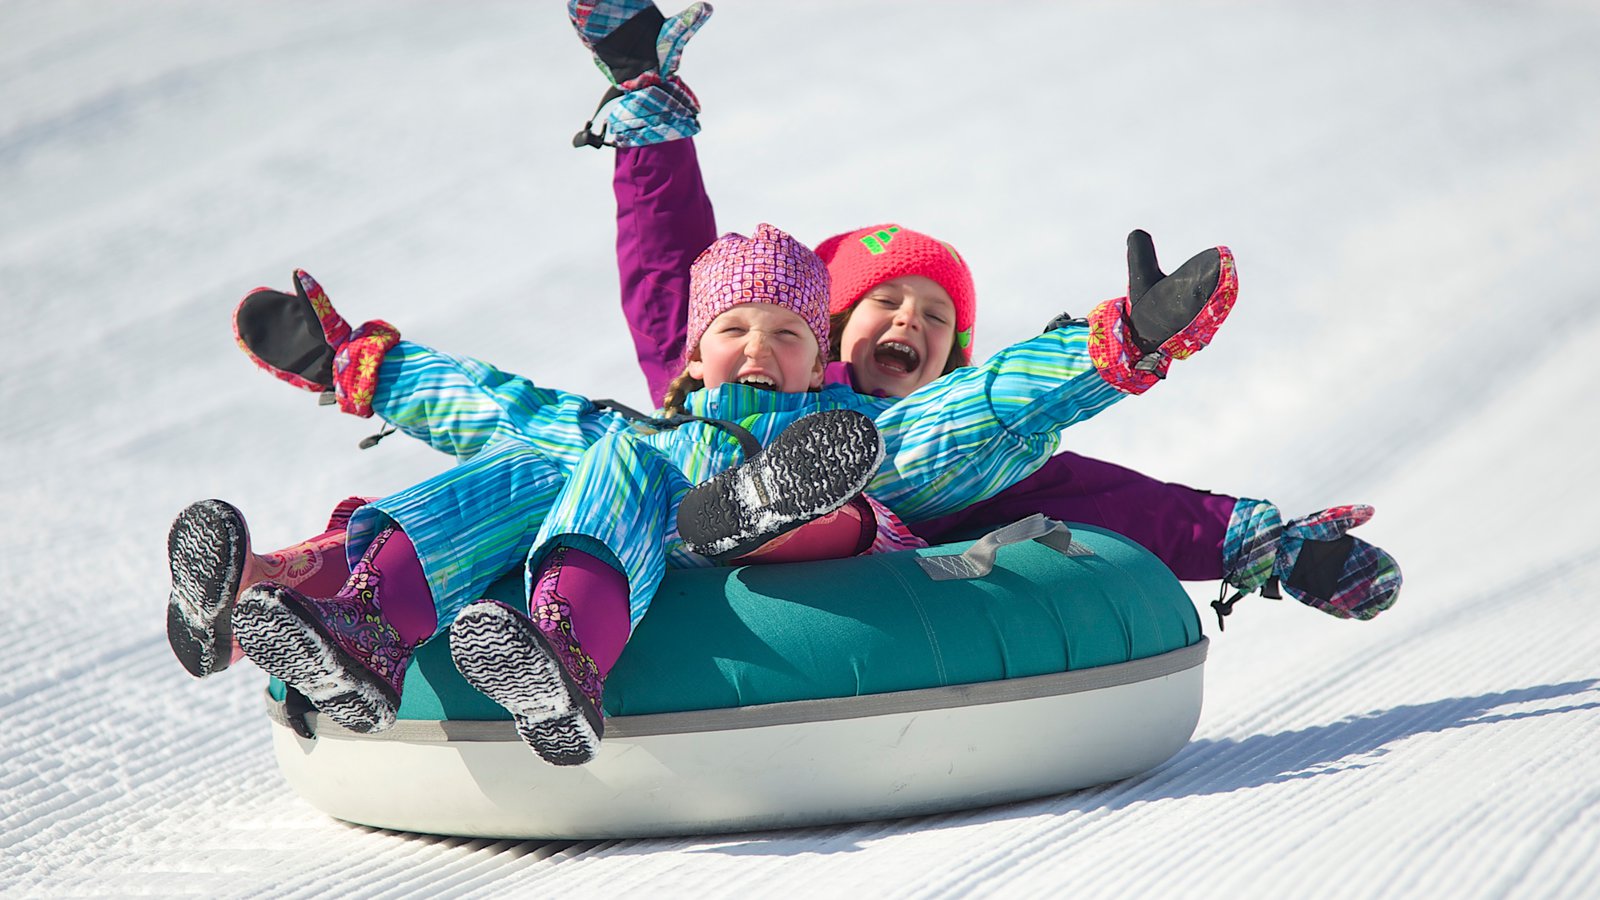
[265,519,1208,838]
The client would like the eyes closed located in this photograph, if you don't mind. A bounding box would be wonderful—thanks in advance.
[715,323,806,340]
[865,294,952,326]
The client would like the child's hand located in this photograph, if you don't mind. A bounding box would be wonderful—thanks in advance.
[233,270,399,417]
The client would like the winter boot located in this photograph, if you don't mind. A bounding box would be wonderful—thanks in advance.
[166,500,251,679]
[1216,501,1402,627]
[448,547,629,766]
[166,498,359,678]
[233,526,429,733]
[732,494,878,563]
[1087,230,1239,394]
[677,409,886,561]
[569,0,713,148]
[234,269,400,416]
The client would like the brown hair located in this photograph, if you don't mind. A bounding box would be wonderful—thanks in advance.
[660,369,705,417]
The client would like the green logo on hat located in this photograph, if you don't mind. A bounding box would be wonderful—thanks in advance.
[956,329,972,350]
[859,226,901,255]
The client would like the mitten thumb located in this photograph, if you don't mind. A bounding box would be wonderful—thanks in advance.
[1126,229,1165,305]
[657,2,712,78]
[1282,504,1374,543]
[293,269,352,349]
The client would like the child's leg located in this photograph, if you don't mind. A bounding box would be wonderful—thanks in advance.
[449,432,684,764]
[234,524,433,734]
[349,441,568,629]
[676,409,884,561]
[614,139,716,401]
[166,496,362,678]
[720,493,930,562]
[230,442,565,733]
[448,545,631,766]
[533,432,694,628]
[248,496,364,599]
[909,452,1237,581]
[732,496,878,564]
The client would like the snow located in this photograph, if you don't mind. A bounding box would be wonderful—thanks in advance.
[3,0,1599,896]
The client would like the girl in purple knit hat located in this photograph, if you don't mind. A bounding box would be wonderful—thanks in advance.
[442,220,1239,765]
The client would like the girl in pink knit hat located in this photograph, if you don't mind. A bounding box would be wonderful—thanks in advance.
[567,0,1400,629]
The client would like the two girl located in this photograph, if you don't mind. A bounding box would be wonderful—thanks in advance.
[179,218,1235,765]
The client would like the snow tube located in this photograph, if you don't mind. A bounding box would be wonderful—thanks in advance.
[264,517,1207,839]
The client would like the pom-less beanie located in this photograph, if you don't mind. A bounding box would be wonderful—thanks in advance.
[686,223,832,363]
[813,224,977,362]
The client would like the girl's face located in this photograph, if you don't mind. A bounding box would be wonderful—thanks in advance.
[688,303,824,393]
[837,275,958,397]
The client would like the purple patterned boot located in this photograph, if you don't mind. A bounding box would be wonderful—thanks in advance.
[233,526,426,733]
[448,547,628,766]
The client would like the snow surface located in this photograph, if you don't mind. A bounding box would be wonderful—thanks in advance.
[4,1,1600,896]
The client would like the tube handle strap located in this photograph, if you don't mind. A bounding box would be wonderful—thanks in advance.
[916,514,1093,581]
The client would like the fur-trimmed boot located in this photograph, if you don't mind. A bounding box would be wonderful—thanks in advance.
[569,0,713,148]
[1215,500,1402,627]
[233,269,400,417]
[676,409,886,561]
[232,526,434,733]
[166,498,358,678]
[448,546,630,766]
[1085,230,1240,395]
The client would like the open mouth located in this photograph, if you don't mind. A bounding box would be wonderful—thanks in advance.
[873,341,920,375]
[737,374,778,391]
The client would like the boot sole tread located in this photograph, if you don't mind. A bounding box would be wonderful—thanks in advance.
[234,587,397,733]
[449,603,602,766]
[166,500,248,678]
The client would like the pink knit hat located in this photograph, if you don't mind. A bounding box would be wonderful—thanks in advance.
[686,223,832,363]
[813,224,977,362]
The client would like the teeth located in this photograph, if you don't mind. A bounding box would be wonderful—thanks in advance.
[739,374,776,388]
[875,341,920,370]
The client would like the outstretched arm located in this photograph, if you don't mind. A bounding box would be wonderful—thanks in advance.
[233,270,606,466]
[866,325,1125,522]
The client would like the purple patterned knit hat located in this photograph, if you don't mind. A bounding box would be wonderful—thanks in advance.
[685,223,832,364]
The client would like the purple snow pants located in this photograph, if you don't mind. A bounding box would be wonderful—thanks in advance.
[612,139,1234,581]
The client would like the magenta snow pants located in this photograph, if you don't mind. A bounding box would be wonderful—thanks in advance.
[610,139,1237,581]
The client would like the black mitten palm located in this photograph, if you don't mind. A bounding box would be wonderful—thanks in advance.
[1124,229,1226,353]
[234,269,350,392]
[232,269,399,417]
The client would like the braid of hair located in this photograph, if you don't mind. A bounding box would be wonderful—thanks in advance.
[660,369,705,417]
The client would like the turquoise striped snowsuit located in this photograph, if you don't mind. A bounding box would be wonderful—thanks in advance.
[342,342,632,631]
[434,324,1123,629]
[346,322,1123,634]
